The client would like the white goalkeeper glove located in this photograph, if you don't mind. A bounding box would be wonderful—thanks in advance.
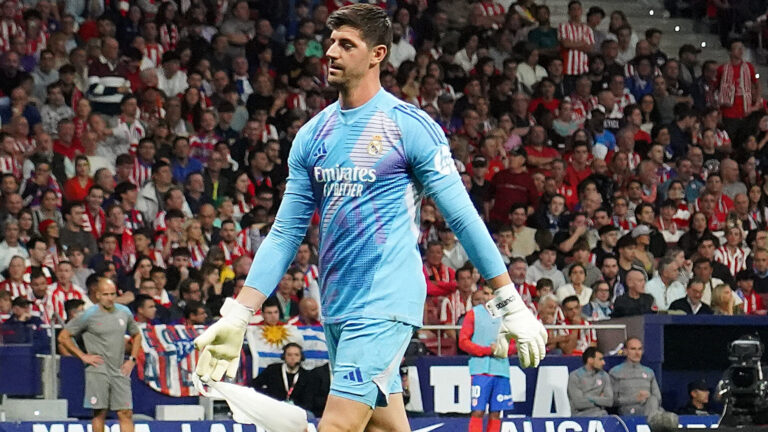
[486,283,548,368]
[194,298,253,382]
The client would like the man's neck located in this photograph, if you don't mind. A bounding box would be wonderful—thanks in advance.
[284,364,300,374]
[338,78,381,110]
[67,222,80,232]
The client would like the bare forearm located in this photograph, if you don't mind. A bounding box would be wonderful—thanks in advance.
[58,330,85,360]
[236,287,268,311]
[130,333,141,359]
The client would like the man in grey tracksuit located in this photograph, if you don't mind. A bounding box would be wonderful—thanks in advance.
[610,337,662,416]
[568,347,614,416]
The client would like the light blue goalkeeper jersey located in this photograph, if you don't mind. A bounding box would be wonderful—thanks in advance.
[245,88,507,326]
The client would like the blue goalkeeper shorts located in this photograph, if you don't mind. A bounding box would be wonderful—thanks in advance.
[324,318,414,409]
[471,374,514,412]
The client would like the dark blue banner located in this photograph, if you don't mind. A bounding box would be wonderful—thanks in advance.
[0,417,720,432]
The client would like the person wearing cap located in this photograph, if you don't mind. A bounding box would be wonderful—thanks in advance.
[645,256,685,311]
[679,380,712,415]
[678,44,701,88]
[568,346,613,416]
[3,295,46,343]
[592,224,619,267]
[489,146,538,225]
[468,155,492,219]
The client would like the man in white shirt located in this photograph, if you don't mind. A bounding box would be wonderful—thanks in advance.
[156,52,188,98]
[388,22,415,69]
[645,257,685,311]
[0,220,28,273]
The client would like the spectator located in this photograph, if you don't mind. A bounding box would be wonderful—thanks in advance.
[645,256,686,311]
[558,295,597,355]
[669,280,714,315]
[558,0,594,80]
[568,347,613,416]
[133,293,158,324]
[526,245,566,290]
[459,287,513,432]
[583,280,613,321]
[609,337,662,416]
[0,290,10,322]
[711,284,741,315]
[269,273,299,322]
[734,270,766,315]
[287,297,321,327]
[612,268,656,317]
[717,40,761,146]
[678,379,713,415]
[557,263,593,305]
[0,220,29,273]
[489,147,538,224]
[183,301,208,325]
[250,343,312,411]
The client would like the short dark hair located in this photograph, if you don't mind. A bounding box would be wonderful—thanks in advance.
[135,294,155,310]
[184,301,206,319]
[582,347,602,364]
[327,4,392,64]
[262,297,280,311]
[562,295,580,307]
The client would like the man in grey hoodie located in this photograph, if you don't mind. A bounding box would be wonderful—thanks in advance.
[526,245,566,289]
[568,347,613,416]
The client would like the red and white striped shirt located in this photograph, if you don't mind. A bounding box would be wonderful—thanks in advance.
[219,241,247,266]
[0,279,29,299]
[143,43,164,68]
[564,318,597,355]
[25,31,48,58]
[50,282,87,321]
[143,248,166,269]
[259,124,279,143]
[83,207,106,240]
[0,155,21,180]
[154,211,168,232]
[479,1,505,17]
[438,290,473,325]
[558,22,594,75]
[113,228,136,269]
[131,157,153,187]
[159,24,178,52]
[302,264,319,289]
[13,137,34,157]
[694,128,732,148]
[737,289,765,314]
[0,19,20,52]
[189,132,220,163]
[714,246,748,276]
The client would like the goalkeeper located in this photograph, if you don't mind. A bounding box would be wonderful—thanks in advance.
[193,4,547,432]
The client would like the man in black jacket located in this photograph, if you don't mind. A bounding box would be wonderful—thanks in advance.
[612,269,656,317]
[669,280,714,315]
[251,343,312,412]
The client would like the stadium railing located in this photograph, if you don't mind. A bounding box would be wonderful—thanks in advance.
[420,324,628,356]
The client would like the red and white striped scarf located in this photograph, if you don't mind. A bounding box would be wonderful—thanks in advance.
[719,61,753,112]
[0,20,20,52]
[0,279,29,299]
[219,240,246,266]
[188,242,207,269]
[83,207,106,240]
[159,24,178,52]
[144,43,164,67]
[0,155,20,179]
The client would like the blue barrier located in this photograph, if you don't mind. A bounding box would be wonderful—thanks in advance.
[0,417,721,432]
[0,344,42,396]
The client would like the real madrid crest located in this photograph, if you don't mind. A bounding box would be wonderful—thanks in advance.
[367,135,383,156]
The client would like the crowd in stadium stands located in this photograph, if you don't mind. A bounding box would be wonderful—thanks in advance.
[0,0,765,415]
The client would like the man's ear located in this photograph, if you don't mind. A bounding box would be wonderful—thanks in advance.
[370,45,388,68]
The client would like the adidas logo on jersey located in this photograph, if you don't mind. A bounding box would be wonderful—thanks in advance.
[342,368,364,383]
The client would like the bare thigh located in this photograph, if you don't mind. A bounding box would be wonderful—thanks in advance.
[365,393,410,432]
[318,394,374,432]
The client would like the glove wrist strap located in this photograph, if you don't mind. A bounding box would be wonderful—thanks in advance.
[487,283,526,318]
[221,298,254,327]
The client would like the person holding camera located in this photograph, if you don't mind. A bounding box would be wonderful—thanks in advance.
[250,342,312,411]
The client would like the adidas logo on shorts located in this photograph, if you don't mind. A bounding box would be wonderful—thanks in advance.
[342,368,364,383]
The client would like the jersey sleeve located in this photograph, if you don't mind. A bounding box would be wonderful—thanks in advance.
[65,305,92,337]
[396,106,507,281]
[245,127,317,297]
